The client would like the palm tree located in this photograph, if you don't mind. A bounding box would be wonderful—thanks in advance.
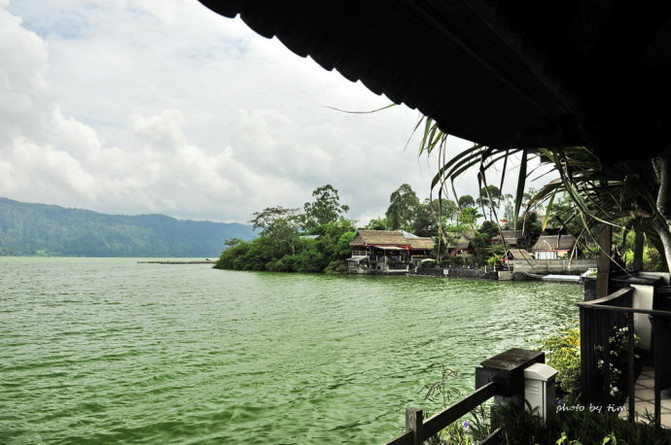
[417,116,671,272]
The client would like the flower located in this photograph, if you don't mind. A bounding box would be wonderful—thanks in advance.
[462,420,470,429]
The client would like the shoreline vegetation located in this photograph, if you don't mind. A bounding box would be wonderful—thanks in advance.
[138,260,215,264]
[214,183,623,276]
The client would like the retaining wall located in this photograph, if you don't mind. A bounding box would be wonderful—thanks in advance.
[417,267,498,279]
[509,259,596,274]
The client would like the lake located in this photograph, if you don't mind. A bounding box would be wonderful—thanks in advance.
[1,257,582,444]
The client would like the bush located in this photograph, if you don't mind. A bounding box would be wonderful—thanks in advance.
[324,259,349,274]
[540,324,581,400]
[595,325,639,406]
[494,402,671,445]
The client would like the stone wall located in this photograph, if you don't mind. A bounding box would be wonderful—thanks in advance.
[509,259,596,274]
[417,267,497,279]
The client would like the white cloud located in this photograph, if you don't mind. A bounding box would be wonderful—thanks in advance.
[0,7,50,143]
[1,0,492,225]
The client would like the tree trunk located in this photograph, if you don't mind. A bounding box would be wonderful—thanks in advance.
[651,217,671,272]
[596,224,612,298]
[654,149,671,273]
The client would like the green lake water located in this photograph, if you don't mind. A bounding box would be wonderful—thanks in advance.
[1,257,582,444]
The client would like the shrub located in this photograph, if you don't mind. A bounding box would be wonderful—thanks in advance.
[493,402,671,445]
[421,365,493,445]
[595,325,639,406]
[540,324,581,400]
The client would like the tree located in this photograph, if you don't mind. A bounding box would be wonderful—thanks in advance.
[250,206,299,232]
[458,195,476,209]
[386,184,420,230]
[301,184,350,233]
[249,206,300,257]
[364,217,388,230]
[476,185,502,220]
[458,207,481,228]
[471,220,504,265]
[417,119,671,271]
[217,205,356,274]
[478,220,500,240]
[413,198,457,237]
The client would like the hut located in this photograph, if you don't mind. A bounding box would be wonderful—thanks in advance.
[347,230,434,274]
[501,248,533,264]
[491,230,525,248]
[532,234,577,260]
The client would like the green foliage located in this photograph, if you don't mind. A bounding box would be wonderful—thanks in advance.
[458,195,476,209]
[414,198,458,237]
[595,326,639,406]
[478,220,500,239]
[540,324,582,399]
[364,217,388,230]
[0,197,255,257]
[301,184,350,233]
[216,236,275,271]
[493,402,671,445]
[250,206,300,233]
[421,365,493,445]
[476,185,503,220]
[215,186,356,274]
[458,207,481,228]
[386,183,420,230]
[617,228,662,271]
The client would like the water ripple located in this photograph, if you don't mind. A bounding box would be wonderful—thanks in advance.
[0,258,581,444]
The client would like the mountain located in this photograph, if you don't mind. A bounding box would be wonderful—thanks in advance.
[0,198,256,257]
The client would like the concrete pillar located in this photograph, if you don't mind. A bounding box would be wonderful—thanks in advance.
[475,348,545,408]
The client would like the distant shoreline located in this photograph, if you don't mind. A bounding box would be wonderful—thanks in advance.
[137,260,215,265]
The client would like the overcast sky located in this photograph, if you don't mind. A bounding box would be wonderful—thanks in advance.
[2,0,525,225]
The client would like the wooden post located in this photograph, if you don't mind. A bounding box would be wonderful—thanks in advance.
[627,313,635,421]
[633,231,644,272]
[596,224,612,298]
[405,408,423,445]
[475,348,545,430]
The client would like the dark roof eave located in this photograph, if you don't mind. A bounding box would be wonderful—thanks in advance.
[199,0,671,163]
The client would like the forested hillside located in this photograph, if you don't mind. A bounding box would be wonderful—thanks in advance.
[0,198,256,257]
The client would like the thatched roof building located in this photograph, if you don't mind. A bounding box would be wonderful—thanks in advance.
[492,230,525,247]
[502,249,534,262]
[532,234,577,252]
[350,230,434,251]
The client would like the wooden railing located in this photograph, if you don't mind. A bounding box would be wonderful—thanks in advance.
[384,382,501,445]
[384,348,545,445]
[577,286,671,426]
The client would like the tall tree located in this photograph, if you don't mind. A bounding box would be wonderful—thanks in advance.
[458,195,476,209]
[386,183,420,230]
[301,184,350,233]
[476,185,502,221]
[249,206,300,256]
[364,217,388,230]
[413,198,457,237]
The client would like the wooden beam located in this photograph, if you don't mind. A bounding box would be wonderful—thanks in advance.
[596,224,612,298]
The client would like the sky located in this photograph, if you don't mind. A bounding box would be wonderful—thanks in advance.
[2,0,530,225]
